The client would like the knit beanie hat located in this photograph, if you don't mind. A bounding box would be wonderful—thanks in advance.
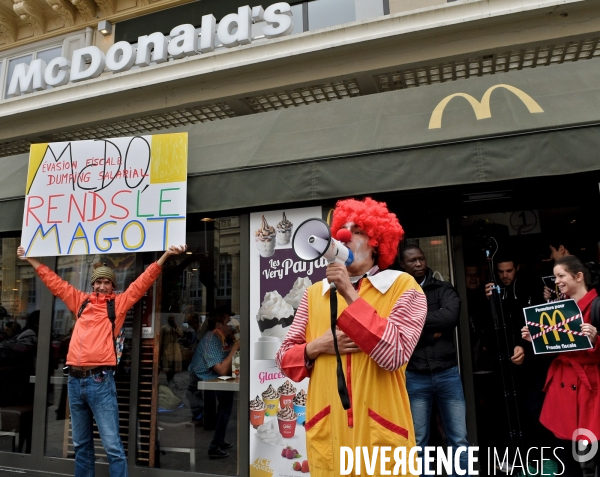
[91,262,117,287]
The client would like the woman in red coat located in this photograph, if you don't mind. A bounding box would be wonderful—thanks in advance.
[522,256,599,477]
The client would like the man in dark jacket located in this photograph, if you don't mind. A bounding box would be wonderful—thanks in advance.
[400,245,470,476]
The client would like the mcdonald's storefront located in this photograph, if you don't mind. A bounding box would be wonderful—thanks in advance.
[1,35,600,476]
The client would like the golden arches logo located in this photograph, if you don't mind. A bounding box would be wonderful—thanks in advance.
[428,84,544,129]
[326,208,334,225]
[539,310,576,345]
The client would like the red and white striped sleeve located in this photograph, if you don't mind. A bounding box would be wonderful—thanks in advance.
[275,291,311,382]
[337,288,427,371]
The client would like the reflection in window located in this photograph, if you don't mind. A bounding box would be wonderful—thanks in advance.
[138,216,240,474]
[218,254,232,299]
[0,237,43,455]
[27,278,36,305]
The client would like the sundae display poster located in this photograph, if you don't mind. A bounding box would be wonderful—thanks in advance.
[21,133,187,257]
[250,207,328,477]
[523,299,592,354]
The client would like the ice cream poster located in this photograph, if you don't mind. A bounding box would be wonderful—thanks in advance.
[249,207,327,477]
[21,133,187,257]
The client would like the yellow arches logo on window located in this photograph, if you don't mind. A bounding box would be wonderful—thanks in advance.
[428,84,544,129]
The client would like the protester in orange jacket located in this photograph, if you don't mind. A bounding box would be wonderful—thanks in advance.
[17,244,186,477]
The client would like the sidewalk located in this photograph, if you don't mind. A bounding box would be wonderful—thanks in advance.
[0,468,70,477]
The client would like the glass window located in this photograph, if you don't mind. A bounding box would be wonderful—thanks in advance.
[138,215,240,474]
[218,254,232,299]
[290,3,304,33]
[5,55,33,97]
[307,0,356,30]
[0,237,43,455]
[44,254,137,460]
[3,45,62,98]
[36,46,62,65]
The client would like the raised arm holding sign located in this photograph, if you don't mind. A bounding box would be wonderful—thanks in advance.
[17,243,186,477]
[18,133,189,477]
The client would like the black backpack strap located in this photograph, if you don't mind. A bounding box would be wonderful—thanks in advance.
[106,299,118,366]
[77,299,90,319]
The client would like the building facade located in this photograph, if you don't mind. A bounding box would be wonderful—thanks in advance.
[0,0,600,474]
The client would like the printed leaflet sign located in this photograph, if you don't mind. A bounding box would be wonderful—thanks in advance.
[523,299,592,354]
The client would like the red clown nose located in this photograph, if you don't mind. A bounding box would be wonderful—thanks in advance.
[336,229,352,243]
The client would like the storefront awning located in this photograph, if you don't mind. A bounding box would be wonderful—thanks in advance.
[2,58,600,232]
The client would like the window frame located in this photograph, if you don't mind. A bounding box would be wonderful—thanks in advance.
[0,31,78,100]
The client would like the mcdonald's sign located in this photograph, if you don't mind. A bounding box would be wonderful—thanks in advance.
[428,84,544,129]
[539,310,576,345]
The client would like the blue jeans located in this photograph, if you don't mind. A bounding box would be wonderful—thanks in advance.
[206,390,234,453]
[406,366,470,477]
[68,371,127,477]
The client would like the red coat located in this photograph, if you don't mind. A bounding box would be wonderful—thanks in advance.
[540,288,600,442]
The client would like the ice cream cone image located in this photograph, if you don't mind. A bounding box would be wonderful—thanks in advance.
[277,405,298,438]
[276,211,293,245]
[255,215,276,257]
[249,396,266,428]
[278,380,297,409]
[262,384,280,416]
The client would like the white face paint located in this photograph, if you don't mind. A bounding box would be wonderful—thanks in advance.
[341,222,375,275]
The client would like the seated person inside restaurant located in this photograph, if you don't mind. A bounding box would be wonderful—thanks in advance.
[188,306,240,459]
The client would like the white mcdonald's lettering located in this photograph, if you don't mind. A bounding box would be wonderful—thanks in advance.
[539,310,576,345]
[283,424,292,429]
[428,84,544,129]
[6,2,294,99]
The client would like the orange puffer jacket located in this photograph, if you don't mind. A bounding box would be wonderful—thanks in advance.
[36,263,162,367]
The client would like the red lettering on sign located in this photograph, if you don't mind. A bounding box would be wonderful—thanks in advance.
[68,194,87,224]
[47,195,64,224]
[110,190,131,220]
[26,196,44,226]
[89,191,107,222]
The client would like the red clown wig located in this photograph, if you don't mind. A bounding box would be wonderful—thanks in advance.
[330,197,404,270]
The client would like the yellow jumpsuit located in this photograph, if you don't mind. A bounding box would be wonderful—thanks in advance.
[304,274,422,477]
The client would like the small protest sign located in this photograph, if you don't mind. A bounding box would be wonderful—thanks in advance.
[21,133,187,257]
[541,275,566,301]
[523,299,592,354]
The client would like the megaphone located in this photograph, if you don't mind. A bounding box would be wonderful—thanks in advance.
[291,218,354,266]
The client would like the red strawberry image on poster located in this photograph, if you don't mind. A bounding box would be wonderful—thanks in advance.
[301,460,309,473]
